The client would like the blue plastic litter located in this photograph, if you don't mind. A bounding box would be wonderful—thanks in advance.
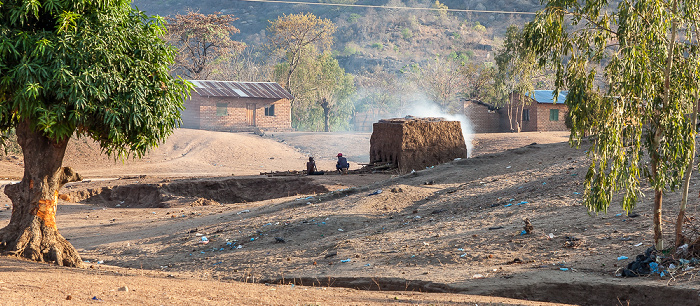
[504,203,513,207]
[617,256,628,261]
[516,201,528,205]
[92,296,102,301]
[250,238,255,241]
[615,213,623,217]
[573,192,580,195]
[560,268,569,271]
[341,258,351,263]
[650,262,659,274]
[520,230,527,235]
[368,189,383,196]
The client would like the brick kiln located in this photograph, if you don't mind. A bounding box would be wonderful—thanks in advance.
[370,117,468,173]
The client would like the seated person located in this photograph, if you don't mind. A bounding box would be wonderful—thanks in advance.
[306,157,323,175]
[336,153,349,173]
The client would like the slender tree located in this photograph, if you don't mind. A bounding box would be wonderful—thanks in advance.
[267,13,336,98]
[524,0,700,250]
[0,0,191,267]
[494,25,539,133]
[165,10,245,79]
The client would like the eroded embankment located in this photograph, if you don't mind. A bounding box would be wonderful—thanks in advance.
[259,276,700,305]
[64,177,330,208]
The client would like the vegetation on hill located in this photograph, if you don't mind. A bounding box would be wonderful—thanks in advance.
[151,1,550,131]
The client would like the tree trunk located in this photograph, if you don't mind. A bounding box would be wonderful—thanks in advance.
[321,98,331,132]
[651,128,664,251]
[0,120,83,267]
[676,98,697,247]
[507,93,515,132]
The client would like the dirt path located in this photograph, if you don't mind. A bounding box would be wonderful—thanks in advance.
[1,129,699,305]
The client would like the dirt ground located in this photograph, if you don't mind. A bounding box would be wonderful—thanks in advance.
[1,129,699,305]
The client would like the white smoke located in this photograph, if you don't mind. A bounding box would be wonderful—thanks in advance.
[396,99,474,158]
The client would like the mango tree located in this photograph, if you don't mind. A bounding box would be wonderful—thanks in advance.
[0,0,190,267]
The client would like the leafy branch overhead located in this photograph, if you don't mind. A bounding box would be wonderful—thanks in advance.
[524,0,700,250]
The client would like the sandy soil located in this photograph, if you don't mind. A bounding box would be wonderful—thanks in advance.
[1,129,699,305]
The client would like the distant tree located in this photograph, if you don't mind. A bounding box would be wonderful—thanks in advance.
[0,0,191,267]
[267,13,336,97]
[353,67,402,128]
[432,0,448,19]
[407,56,466,113]
[524,0,700,250]
[214,47,274,82]
[314,53,355,132]
[275,51,354,131]
[494,25,539,132]
[461,62,498,103]
[166,10,245,79]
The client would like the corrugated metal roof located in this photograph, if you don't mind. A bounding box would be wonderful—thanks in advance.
[527,90,568,104]
[189,80,294,100]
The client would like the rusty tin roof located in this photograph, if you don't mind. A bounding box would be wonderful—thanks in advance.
[189,80,293,100]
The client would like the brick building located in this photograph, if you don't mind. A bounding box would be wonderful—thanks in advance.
[464,90,569,133]
[516,90,569,132]
[463,100,504,133]
[182,80,293,132]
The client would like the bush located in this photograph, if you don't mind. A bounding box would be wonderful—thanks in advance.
[343,43,359,56]
[473,22,487,33]
[348,13,361,23]
[401,27,413,40]
[371,42,384,51]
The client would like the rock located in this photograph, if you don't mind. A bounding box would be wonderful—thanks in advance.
[118,286,129,292]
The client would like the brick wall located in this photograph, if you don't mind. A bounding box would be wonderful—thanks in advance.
[463,100,502,133]
[511,94,569,132]
[182,96,292,132]
[462,95,570,133]
[535,103,568,131]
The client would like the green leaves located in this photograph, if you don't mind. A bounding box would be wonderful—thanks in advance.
[0,0,191,158]
[525,0,700,220]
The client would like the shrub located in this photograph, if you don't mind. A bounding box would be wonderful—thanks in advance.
[348,13,361,23]
[401,27,413,40]
[371,42,384,51]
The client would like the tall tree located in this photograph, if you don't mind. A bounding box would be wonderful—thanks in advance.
[494,25,539,133]
[314,53,355,132]
[524,0,700,250]
[0,0,191,267]
[275,51,354,131]
[267,13,336,98]
[166,10,245,79]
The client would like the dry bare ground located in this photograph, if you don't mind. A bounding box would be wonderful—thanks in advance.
[1,129,699,305]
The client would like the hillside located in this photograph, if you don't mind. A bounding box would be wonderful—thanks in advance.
[131,0,544,73]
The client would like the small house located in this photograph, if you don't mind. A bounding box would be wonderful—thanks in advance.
[182,80,293,132]
[464,90,569,133]
[517,90,569,132]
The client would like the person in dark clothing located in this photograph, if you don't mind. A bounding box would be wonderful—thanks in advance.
[306,157,323,175]
[336,153,349,173]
